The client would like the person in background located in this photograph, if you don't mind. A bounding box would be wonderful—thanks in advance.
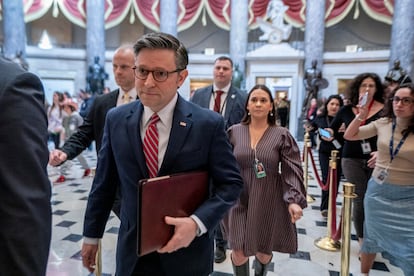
[78,89,95,119]
[224,84,307,276]
[49,44,137,217]
[191,55,246,263]
[81,32,243,276]
[276,95,289,127]
[309,95,344,217]
[344,83,414,276]
[328,72,384,249]
[305,97,318,148]
[53,99,91,183]
[47,91,64,149]
[0,57,51,275]
[191,56,246,130]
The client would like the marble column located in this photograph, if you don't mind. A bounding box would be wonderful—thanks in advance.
[2,1,26,60]
[230,0,248,90]
[389,0,414,77]
[299,1,326,140]
[304,1,325,71]
[86,0,105,68]
[160,0,177,36]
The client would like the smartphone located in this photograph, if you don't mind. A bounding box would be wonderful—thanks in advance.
[359,91,369,106]
[318,128,332,139]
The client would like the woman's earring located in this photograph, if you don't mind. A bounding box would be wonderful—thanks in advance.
[248,112,251,116]
[270,112,274,116]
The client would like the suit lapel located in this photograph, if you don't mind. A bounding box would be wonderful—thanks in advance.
[201,86,214,107]
[158,97,193,175]
[126,102,148,177]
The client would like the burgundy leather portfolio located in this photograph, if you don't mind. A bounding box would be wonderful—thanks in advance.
[137,171,209,256]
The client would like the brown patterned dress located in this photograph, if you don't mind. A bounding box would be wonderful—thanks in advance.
[223,124,307,255]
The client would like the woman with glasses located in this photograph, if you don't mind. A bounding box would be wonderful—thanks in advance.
[328,73,384,250]
[344,83,414,276]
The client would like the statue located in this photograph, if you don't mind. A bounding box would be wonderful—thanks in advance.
[232,64,244,89]
[385,59,411,85]
[302,60,328,114]
[384,59,412,97]
[86,56,108,94]
[257,0,292,44]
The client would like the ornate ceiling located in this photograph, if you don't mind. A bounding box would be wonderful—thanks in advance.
[1,0,394,30]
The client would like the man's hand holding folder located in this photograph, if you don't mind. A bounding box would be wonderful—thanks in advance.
[137,171,209,256]
[157,216,198,253]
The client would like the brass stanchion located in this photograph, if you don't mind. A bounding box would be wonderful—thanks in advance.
[303,131,315,203]
[95,240,102,276]
[315,150,341,251]
[341,183,357,276]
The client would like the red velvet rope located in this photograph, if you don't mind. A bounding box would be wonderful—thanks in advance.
[306,146,327,190]
[304,146,342,241]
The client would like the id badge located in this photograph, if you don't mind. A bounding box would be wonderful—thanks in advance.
[254,161,266,178]
[361,141,371,154]
[332,139,341,149]
[373,169,388,185]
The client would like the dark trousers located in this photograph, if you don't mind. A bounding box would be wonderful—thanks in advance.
[341,157,373,239]
[49,132,60,150]
[132,252,164,276]
[215,224,227,248]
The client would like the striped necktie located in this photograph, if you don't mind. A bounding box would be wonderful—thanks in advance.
[143,113,160,178]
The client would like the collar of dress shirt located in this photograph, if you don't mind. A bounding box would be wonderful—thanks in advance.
[143,93,177,128]
[213,83,231,94]
[120,87,137,100]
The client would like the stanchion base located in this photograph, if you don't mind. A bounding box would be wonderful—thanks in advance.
[307,194,315,203]
[314,236,341,251]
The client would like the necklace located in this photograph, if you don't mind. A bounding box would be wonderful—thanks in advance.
[249,124,268,149]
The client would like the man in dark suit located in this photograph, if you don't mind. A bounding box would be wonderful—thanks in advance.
[191,56,246,130]
[49,45,136,215]
[190,56,246,263]
[0,57,51,275]
[81,32,243,276]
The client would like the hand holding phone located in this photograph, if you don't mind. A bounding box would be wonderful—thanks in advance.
[359,91,369,106]
[318,128,332,139]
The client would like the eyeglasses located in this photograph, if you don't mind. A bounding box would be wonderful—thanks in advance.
[391,96,414,106]
[132,66,183,82]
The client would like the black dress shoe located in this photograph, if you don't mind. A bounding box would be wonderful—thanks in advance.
[214,246,226,263]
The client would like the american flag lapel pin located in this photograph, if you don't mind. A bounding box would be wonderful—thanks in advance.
[179,121,187,127]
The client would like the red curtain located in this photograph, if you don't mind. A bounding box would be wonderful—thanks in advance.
[9,0,394,30]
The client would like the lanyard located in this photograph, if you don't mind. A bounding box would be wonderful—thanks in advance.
[389,119,409,163]
[359,99,375,126]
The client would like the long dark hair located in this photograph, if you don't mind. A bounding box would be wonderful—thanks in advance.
[347,73,384,106]
[320,94,344,117]
[382,83,414,135]
[241,84,276,126]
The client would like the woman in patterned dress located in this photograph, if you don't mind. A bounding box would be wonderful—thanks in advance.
[224,84,307,276]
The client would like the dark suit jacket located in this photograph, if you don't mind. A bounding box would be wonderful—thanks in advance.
[61,89,119,159]
[83,95,243,276]
[0,57,51,275]
[191,84,247,129]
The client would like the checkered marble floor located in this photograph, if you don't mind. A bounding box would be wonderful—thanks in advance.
[46,145,404,276]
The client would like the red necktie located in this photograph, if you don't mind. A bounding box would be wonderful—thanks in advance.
[214,90,224,113]
[143,113,160,178]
